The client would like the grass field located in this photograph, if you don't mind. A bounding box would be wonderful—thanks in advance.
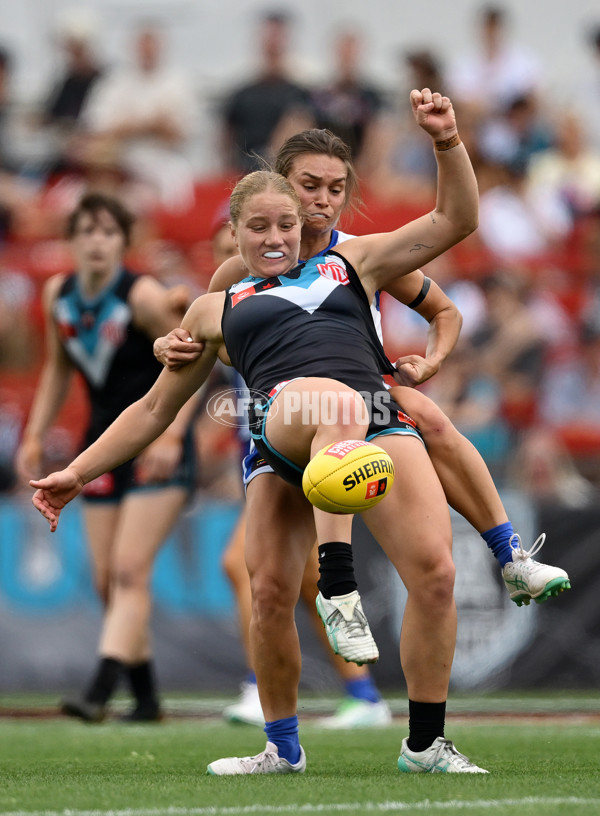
[2,693,600,815]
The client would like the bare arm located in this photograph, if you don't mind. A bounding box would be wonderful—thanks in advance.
[129,275,202,480]
[384,272,463,387]
[14,275,75,481]
[338,89,478,299]
[130,274,194,341]
[153,256,247,370]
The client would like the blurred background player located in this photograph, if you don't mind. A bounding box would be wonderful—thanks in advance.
[15,192,198,722]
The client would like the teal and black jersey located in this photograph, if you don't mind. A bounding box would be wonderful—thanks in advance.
[221,250,395,398]
[222,251,421,486]
[53,268,162,446]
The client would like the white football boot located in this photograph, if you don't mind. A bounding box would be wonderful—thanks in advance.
[207,741,306,775]
[316,590,379,664]
[398,737,488,774]
[502,534,570,606]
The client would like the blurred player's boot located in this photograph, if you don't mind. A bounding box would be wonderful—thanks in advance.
[398,737,488,774]
[223,681,264,727]
[316,590,379,665]
[60,696,106,723]
[318,697,392,729]
[207,741,306,775]
[502,534,570,606]
[120,701,163,722]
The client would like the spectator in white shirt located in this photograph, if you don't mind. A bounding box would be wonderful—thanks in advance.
[80,21,197,211]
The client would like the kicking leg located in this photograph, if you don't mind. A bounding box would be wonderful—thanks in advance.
[390,385,570,605]
[265,378,378,663]
[300,545,391,728]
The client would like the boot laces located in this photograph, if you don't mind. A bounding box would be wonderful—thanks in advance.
[509,533,546,561]
[239,747,280,773]
[328,606,368,639]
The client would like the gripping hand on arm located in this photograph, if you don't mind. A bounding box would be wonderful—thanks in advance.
[154,256,250,372]
[154,328,204,372]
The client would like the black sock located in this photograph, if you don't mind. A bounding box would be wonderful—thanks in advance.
[84,657,123,705]
[317,542,357,599]
[127,660,159,708]
[407,700,446,752]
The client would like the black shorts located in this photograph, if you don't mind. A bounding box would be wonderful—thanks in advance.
[247,379,423,488]
[81,426,197,503]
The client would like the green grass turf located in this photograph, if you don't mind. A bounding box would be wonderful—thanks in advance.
[1,697,600,815]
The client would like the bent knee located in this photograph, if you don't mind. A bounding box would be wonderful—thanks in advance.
[392,388,455,443]
[407,554,456,606]
[417,402,455,443]
[110,562,149,591]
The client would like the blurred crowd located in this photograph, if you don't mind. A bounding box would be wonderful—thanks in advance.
[1,4,600,509]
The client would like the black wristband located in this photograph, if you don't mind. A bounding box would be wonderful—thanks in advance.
[407,276,431,309]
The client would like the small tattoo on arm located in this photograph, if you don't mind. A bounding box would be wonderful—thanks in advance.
[409,243,434,253]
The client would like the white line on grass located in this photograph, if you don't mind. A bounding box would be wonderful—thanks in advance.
[3,798,600,815]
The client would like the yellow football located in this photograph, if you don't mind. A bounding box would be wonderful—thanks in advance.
[302,439,395,514]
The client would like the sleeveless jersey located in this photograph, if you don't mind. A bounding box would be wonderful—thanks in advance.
[222,251,395,400]
[53,268,163,445]
[302,228,383,347]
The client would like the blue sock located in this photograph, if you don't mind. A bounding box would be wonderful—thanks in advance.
[345,676,380,704]
[264,715,301,765]
[245,670,257,685]
[481,521,517,567]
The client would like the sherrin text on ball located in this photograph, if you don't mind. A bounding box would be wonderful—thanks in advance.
[302,439,394,514]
